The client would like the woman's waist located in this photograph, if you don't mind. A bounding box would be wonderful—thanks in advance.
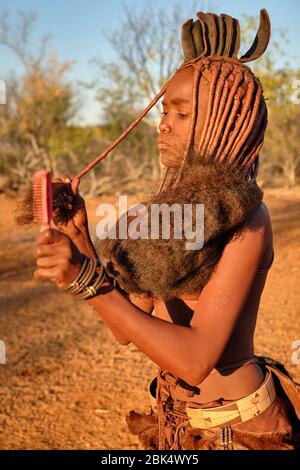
[148,362,285,431]
[194,362,265,403]
[151,358,265,405]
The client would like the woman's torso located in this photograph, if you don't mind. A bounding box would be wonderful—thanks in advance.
[152,202,274,404]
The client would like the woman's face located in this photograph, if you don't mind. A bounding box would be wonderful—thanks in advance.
[157,67,194,168]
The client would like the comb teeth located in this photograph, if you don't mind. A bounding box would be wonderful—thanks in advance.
[32,170,53,226]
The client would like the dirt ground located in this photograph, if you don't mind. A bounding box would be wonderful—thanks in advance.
[0,187,299,450]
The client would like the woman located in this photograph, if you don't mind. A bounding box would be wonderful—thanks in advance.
[34,9,300,449]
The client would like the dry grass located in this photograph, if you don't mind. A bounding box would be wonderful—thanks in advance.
[0,188,299,449]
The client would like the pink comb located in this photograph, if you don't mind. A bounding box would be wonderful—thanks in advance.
[32,170,53,232]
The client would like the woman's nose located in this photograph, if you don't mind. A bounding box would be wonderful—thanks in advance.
[159,120,172,133]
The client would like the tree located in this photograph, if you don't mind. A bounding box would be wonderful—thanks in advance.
[97,2,199,115]
[0,11,78,190]
[241,14,300,187]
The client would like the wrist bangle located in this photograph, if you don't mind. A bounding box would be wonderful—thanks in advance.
[76,263,106,299]
[63,255,89,293]
[66,257,98,295]
[62,255,114,299]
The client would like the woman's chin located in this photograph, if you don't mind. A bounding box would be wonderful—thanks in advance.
[160,154,181,169]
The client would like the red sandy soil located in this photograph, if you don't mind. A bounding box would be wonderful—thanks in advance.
[0,188,299,449]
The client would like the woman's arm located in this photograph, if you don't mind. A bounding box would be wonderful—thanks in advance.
[89,289,154,346]
[69,227,154,345]
[34,229,204,383]
[34,207,267,386]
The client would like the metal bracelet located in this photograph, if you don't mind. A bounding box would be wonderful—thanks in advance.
[63,255,117,299]
[76,262,107,299]
[63,255,89,293]
[80,257,97,287]
[68,258,98,295]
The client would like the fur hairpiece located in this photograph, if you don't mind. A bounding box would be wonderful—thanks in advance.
[96,161,263,300]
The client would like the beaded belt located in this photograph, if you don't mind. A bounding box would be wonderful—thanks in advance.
[148,369,276,429]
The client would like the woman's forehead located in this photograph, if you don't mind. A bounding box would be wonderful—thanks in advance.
[163,67,194,104]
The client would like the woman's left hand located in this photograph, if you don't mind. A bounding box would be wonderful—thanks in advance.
[52,176,88,237]
[34,228,85,289]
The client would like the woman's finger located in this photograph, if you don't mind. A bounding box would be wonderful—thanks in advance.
[33,267,59,281]
[36,256,62,268]
[52,175,71,184]
[36,228,64,246]
[36,243,57,257]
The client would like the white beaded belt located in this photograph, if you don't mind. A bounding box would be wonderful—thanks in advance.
[148,369,276,429]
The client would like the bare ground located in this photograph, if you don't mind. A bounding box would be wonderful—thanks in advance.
[0,188,299,450]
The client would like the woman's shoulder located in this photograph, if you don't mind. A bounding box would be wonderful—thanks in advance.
[245,201,271,230]
[231,202,272,237]
[231,202,273,271]
[223,201,273,266]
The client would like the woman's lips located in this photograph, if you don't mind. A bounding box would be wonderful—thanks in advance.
[157,139,170,150]
[158,144,169,150]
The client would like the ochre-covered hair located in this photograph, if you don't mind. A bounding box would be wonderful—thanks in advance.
[157,9,271,193]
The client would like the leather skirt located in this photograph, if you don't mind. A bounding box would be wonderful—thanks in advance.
[126,355,300,450]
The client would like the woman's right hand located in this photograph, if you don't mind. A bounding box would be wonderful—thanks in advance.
[52,176,89,239]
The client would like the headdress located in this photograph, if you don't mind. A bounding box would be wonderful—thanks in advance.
[157,9,271,193]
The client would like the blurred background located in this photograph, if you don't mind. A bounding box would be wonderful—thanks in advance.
[0,0,299,450]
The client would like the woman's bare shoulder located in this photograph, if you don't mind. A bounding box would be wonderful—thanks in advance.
[223,202,273,267]
[231,202,271,237]
[246,201,271,229]
[227,202,273,271]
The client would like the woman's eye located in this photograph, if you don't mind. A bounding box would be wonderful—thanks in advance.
[178,113,188,119]
[161,111,167,116]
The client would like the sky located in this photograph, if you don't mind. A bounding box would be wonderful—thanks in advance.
[0,0,299,124]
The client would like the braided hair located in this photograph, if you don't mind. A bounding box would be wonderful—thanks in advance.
[157,9,271,193]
